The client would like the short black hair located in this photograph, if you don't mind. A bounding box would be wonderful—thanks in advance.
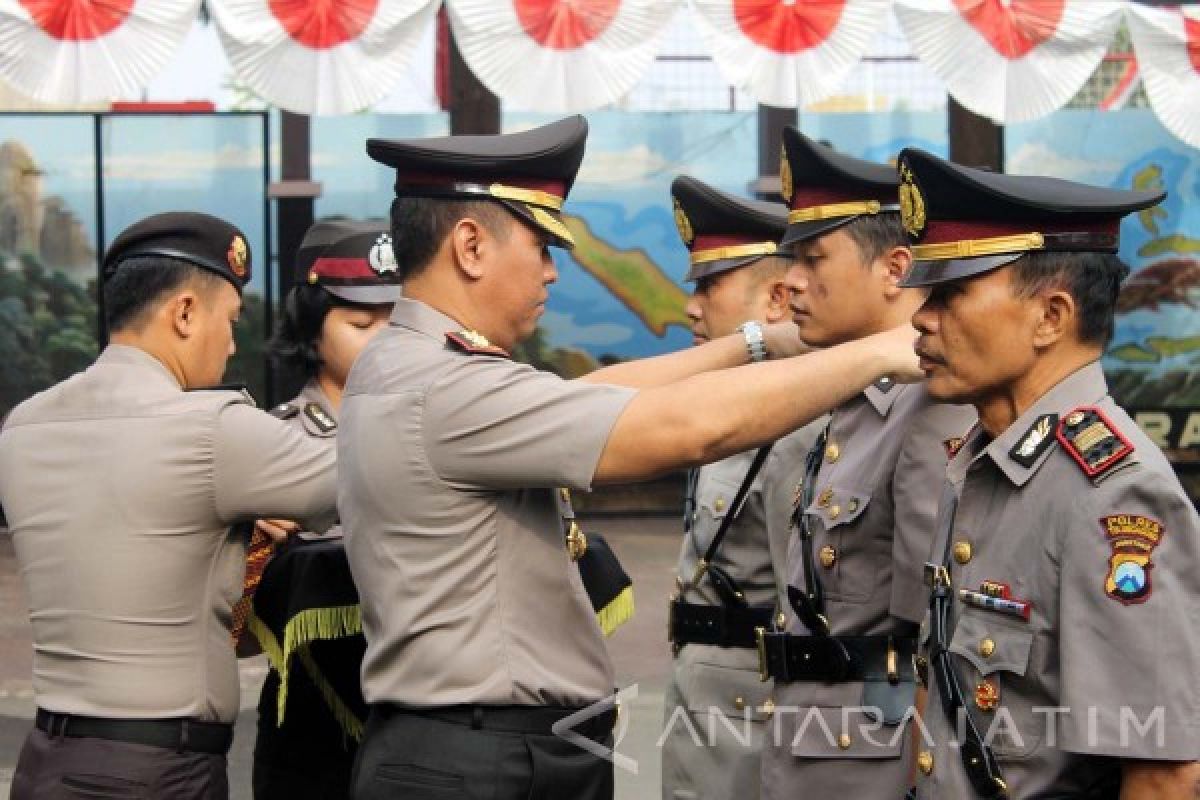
[103,256,224,333]
[1011,250,1129,347]
[270,284,359,379]
[388,197,514,281]
[842,211,908,265]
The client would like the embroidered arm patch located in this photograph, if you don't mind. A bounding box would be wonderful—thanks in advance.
[1100,514,1164,605]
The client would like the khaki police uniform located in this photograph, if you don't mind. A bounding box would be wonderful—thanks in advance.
[662,426,821,800]
[893,148,1198,798]
[914,363,1200,797]
[1,345,336,798]
[760,382,974,799]
[341,297,635,797]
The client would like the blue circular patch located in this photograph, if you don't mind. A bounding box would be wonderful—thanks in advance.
[1114,562,1146,595]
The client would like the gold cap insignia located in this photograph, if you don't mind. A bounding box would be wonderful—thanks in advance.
[227,235,248,278]
[779,144,793,204]
[673,199,694,247]
[898,163,926,240]
[530,207,575,247]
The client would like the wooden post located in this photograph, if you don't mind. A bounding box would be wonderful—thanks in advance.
[446,17,499,135]
[948,97,1004,170]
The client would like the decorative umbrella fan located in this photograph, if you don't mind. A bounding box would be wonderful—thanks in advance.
[445,0,679,113]
[1127,3,1200,148]
[210,0,439,115]
[0,0,200,104]
[895,0,1124,123]
[690,0,890,109]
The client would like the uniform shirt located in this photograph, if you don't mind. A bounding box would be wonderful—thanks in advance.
[678,425,824,611]
[340,298,636,708]
[0,345,337,722]
[916,362,1200,798]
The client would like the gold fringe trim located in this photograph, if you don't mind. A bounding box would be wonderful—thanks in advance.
[246,606,362,729]
[595,586,635,637]
[297,647,365,743]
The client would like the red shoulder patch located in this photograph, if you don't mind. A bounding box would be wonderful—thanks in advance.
[1056,406,1134,479]
[445,331,510,359]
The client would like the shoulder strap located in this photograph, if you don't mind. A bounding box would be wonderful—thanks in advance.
[691,445,773,588]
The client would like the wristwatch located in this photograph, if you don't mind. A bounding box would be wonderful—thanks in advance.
[736,321,769,363]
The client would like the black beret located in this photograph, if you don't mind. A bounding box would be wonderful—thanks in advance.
[295,220,404,305]
[366,116,588,249]
[897,148,1167,288]
[102,211,251,293]
[671,176,790,282]
[779,127,900,249]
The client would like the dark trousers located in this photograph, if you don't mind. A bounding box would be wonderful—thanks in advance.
[11,727,228,800]
[350,706,614,800]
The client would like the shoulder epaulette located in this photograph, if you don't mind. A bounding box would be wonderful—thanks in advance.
[1055,406,1134,480]
[269,402,299,420]
[445,330,510,359]
[186,382,256,408]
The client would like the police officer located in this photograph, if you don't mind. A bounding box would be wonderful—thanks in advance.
[662,175,824,800]
[0,212,338,799]
[899,148,1200,798]
[759,130,976,800]
[251,219,403,799]
[340,115,927,800]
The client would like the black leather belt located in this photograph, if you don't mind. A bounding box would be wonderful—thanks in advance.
[35,709,233,755]
[378,703,618,741]
[757,632,917,684]
[669,599,774,649]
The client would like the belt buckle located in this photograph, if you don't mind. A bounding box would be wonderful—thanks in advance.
[755,627,769,682]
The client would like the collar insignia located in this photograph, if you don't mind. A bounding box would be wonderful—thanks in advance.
[898,162,926,240]
[944,436,966,459]
[304,402,336,434]
[779,144,793,204]
[445,330,510,358]
[368,233,398,274]
[1010,413,1058,468]
[1101,514,1164,605]
[673,199,694,247]
[269,402,298,420]
[1056,407,1134,478]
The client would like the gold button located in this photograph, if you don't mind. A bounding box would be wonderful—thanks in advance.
[837,733,852,750]
[775,612,787,629]
[819,545,837,568]
[979,637,996,658]
[829,505,841,519]
[825,443,841,463]
[817,488,833,507]
[733,696,746,711]
[953,541,973,564]
[847,499,858,514]
[714,497,726,512]
[759,698,776,717]
[917,751,934,776]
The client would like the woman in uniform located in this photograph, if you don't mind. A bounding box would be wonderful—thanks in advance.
[251,219,402,799]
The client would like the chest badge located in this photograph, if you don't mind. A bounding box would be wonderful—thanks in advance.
[975,677,1000,712]
[1101,514,1164,605]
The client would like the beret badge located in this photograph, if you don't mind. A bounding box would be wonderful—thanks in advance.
[898,162,926,240]
[227,235,248,278]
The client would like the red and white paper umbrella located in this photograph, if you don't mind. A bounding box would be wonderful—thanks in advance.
[210,0,438,115]
[446,0,679,112]
[0,0,199,104]
[895,0,1123,123]
[1128,3,1200,148]
[690,0,890,109]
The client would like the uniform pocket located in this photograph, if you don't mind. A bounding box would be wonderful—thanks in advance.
[375,763,465,793]
[60,774,147,799]
[682,661,774,722]
[947,611,1039,758]
[805,486,871,530]
[788,704,907,760]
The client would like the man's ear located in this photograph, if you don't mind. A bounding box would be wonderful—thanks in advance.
[450,218,487,280]
[881,245,914,299]
[764,278,790,324]
[168,291,199,339]
[1033,288,1075,349]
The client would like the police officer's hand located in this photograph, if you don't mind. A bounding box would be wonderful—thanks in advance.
[869,324,925,383]
[763,321,812,359]
[255,518,300,544]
